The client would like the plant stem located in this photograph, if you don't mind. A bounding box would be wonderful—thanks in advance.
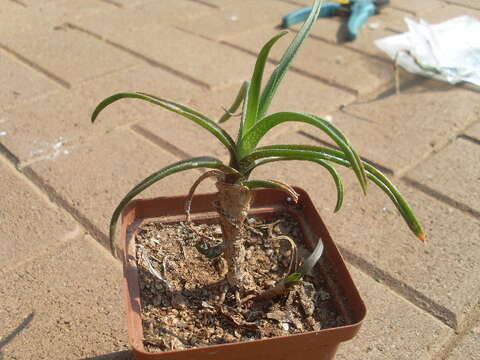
[215,182,254,293]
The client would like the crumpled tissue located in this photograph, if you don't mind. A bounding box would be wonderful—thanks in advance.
[375,16,480,86]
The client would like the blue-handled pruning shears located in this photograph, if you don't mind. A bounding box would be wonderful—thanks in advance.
[281,0,389,41]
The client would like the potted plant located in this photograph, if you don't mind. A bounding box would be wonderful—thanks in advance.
[92,1,425,359]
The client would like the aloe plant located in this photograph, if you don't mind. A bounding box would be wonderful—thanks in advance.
[92,0,425,296]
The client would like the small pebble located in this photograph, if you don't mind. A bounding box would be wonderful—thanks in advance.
[174,319,188,329]
[282,323,290,331]
[224,334,236,343]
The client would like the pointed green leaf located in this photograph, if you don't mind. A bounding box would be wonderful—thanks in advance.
[218,81,248,124]
[239,112,367,194]
[311,158,344,212]
[108,157,240,257]
[245,145,425,241]
[91,92,237,162]
[362,164,426,242]
[258,0,323,119]
[243,31,288,132]
[237,81,250,146]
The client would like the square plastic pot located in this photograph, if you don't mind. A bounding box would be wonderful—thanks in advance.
[120,187,366,360]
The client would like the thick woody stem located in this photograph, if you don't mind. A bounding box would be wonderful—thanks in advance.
[215,182,254,293]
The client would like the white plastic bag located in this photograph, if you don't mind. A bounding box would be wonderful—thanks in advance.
[375,16,480,86]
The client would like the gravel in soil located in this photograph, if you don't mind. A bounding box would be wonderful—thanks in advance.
[135,214,345,352]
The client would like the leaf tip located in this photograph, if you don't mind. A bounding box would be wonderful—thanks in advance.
[417,232,427,243]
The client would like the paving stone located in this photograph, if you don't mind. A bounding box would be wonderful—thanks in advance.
[0,160,79,274]
[225,26,393,95]
[405,138,480,213]
[191,0,237,8]
[72,0,212,39]
[0,0,112,39]
[445,322,480,359]
[135,0,219,17]
[0,50,61,111]
[389,0,445,15]
[336,266,451,359]
[17,0,60,6]
[388,4,480,32]
[36,0,113,23]
[0,235,128,359]
[0,64,204,164]
[1,25,138,87]
[417,3,480,21]
[104,0,190,9]
[0,0,24,17]
[464,121,480,140]
[29,0,111,19]
[341,80,480,175]
[92,24,257,89]
[24,129,200,247]
[252,130,480,329]
[447,0,480,10]
[176,0,296,41]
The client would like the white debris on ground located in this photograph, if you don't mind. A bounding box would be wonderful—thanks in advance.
[376,16,480,86]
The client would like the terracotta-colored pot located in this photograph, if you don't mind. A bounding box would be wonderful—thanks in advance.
[120,187,366,360]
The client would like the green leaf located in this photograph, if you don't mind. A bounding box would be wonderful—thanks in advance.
[217,81,248,124]
[195,243,224,258]
[246,145,425,241]
[243,31,288,132]
[91,92,238,163]
[362,165,426,242]
[257,0,323,119]
[239,112,367,194]
[108,157,240,257]
[285,272,302,282]
[237,81,250,147]
[241,179,299,202]
[245,155,343,212]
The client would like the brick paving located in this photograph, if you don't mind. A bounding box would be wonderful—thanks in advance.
[0,1,479,359]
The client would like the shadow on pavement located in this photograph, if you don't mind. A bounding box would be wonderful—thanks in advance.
[0,312,35,359]
[81,350,133,360]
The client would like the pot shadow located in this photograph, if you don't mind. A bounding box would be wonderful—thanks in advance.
[80,350,133,360]
[0,312,35,359]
